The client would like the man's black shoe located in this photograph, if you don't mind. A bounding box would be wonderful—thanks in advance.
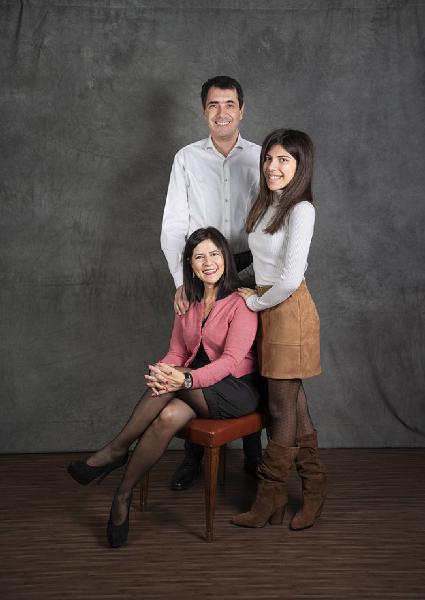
[171,459,202,490]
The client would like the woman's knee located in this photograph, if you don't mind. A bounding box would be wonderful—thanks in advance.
[154,400,190,431]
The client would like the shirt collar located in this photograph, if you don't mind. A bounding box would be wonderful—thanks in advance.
[204,133,245,153]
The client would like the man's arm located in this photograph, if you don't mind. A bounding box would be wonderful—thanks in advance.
[160,152,190,314]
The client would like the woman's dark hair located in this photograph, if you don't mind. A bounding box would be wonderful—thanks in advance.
[246,129,314,234]
[201,76,244,109]
[183,227,240,303]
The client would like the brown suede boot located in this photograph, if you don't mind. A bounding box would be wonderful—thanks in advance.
[290,430,327,530]
[231,440,298,528]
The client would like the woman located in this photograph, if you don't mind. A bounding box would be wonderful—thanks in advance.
[231,129,327,530]
[68,227,261,547]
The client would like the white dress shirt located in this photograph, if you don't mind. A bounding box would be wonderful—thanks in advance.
[161,134,261,287]
[246,200,315,312]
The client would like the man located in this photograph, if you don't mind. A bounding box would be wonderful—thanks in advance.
[161,75,262,490]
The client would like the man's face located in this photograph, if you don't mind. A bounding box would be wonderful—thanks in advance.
[203,86,244,141]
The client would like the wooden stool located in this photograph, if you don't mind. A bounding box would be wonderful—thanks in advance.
[139,411,265,542]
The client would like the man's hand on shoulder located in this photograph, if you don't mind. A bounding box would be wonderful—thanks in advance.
[174,285,190,315]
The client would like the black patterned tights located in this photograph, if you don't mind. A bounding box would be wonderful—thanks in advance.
[266,378,314,447]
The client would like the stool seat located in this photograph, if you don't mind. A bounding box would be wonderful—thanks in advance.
[176,412,265,448]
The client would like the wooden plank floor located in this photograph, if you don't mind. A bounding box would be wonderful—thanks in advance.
[0,449,424,600]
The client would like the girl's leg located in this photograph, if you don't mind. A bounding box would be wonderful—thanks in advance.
[87,388,176,467]
[266,378,301,446]
[291,382,327,530]
[232,378,301,528]
[267,377,315,442]
[295,382,315,439]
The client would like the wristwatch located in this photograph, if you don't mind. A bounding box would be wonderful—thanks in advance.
[183,372,193,389]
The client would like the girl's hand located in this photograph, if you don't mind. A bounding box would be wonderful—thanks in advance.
[237,287,257,303]
[145,363,185,396]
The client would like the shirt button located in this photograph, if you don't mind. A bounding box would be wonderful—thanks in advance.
[224,178,228,182]
[224,198,228,202]
[225,219,228,223]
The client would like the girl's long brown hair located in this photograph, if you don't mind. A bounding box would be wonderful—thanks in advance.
[246,129,314,234]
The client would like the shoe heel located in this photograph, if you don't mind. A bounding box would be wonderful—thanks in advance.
[269,505,285,525]
[95,470,110,485]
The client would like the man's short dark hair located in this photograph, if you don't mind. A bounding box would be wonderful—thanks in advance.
[201,76,244,109]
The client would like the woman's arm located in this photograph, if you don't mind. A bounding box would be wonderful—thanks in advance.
[144,316,190,395]
[160,314,190,367]
[246,201,315,312]
[190,300,258,389]
[147,300,257,394]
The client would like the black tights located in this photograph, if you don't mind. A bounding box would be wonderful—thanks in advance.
[266,379,314,447]
[87,387,210,525]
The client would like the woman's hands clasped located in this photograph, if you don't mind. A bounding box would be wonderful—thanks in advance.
[145,363,186,396]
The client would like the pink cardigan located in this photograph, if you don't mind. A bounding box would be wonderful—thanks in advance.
[161,292,258,389]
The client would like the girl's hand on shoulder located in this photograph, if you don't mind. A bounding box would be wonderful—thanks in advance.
[237,287,257,305]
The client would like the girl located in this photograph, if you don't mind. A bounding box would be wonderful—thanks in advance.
[231,129,327,530]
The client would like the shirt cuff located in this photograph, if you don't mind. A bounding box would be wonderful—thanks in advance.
[173,272,183,288]
[246,294,263,312]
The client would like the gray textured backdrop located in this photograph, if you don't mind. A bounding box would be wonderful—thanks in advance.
[1,0,424,452]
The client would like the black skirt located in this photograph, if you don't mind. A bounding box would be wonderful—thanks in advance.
[189,343,262,419]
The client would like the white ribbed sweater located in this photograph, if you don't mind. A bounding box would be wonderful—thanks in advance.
[246,200,315,312]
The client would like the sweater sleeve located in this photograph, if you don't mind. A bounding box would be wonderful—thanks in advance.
[190,300,258,389]
[161,315,190,367]
[247,202,315,312]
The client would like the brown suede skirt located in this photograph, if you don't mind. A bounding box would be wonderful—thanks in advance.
[256,280,321,379]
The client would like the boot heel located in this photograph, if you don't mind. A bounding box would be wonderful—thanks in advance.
[269,505,285,525]
[315,498,326,518]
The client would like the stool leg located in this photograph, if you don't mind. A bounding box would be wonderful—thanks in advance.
[204,446,220,542]
[219,444,226,486]
[139,471,150,511]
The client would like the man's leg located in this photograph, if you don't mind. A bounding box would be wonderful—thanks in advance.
[169,388,211,490]
[170,440,204,490]
[242,431,263,475]
[171,428,263,489]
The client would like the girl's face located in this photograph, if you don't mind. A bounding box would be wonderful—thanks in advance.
[191,239,225,287]
[263,144,297,191]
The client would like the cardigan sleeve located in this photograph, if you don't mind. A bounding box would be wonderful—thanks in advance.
[161,314,190,367]
[190,300,258,389]
[246,202,315,312]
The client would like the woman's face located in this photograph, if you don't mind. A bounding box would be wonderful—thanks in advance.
[263,144,297,191]
[191,239,225,287]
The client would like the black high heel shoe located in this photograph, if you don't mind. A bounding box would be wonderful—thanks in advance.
[67,451,129,486]
[107,492,133,548]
